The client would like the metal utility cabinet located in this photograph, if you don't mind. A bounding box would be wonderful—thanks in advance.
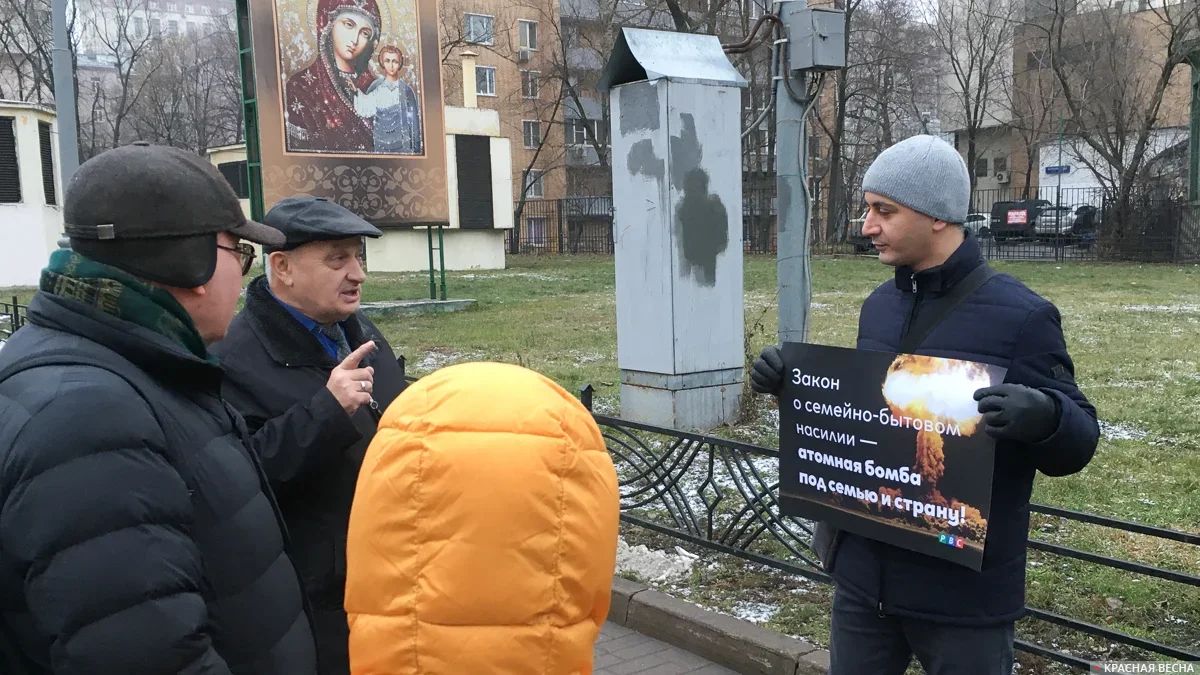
[600,28,747,431]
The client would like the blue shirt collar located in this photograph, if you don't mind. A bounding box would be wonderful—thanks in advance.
[266,284,343,360]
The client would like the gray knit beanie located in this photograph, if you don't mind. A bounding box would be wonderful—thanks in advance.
[861,135,970,224]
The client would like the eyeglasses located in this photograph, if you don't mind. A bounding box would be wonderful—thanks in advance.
[217,242,257,276]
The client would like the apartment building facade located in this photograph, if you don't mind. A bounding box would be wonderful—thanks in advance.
[960,0,1196,202]
[440,0,567,207]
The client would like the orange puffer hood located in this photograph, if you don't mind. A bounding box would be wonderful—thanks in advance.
[345,362,619,675]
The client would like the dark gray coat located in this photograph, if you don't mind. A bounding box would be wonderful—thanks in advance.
[212,277,407,674]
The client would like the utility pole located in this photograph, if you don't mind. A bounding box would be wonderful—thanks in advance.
[52,0,79,248]
[775,1,844,344]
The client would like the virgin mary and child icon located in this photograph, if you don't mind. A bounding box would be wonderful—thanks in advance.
[281,0,424,156]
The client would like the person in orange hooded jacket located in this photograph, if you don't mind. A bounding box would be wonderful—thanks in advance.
[344,362,620,674]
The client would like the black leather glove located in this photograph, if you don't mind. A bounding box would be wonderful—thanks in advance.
[750,345,785,395]
[974,384,1060,443]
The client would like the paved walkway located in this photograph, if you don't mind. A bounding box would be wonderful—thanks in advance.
[595,622,737,674]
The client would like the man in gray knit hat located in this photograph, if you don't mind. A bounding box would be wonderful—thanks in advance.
[751,135,1098,674]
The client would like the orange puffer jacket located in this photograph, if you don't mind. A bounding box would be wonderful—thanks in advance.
[345,362,620,675]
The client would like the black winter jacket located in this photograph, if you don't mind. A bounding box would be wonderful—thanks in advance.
[211,277,407,674]
[831,234,1100,625]
[0,292,317,675]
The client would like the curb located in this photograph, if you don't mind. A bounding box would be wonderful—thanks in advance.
[609,577,831,675]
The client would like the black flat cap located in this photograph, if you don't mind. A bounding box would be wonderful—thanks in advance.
[64,141,284,287]
[263,195,383,252]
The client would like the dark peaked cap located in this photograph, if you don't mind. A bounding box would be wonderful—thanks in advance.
[63,141,283,287]
[263,195,383,252]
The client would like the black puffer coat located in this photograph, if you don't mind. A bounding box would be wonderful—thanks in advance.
[0,291,317,675]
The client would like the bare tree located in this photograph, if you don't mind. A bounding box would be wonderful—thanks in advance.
[549,0,777,189]
[0,0,57,102]
[127,22,241,154]
[926,0,1016,195]
[1025,0,1200,242]
[813,0,864,242]
[813,0,938,241]
[659,0,737,33]
[1001,41,1061,198]
[77,0,162,154]
[0,0,83,157]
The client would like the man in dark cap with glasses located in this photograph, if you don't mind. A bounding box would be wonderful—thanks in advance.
[212,195,407,675]
[0,142,317,674]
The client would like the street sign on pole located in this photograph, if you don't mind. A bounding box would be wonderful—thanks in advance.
[1046,165,1072,175]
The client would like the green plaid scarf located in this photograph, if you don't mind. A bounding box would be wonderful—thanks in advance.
[40,249,210,360]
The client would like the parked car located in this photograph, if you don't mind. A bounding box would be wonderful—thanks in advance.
[990,199,1052,242]
[1033,204,1102,243]
[1033,206,1074,239]
[964,212,991,239]
[847,216,872,252]
[845,210,989,250]
[1068,204,1100,235]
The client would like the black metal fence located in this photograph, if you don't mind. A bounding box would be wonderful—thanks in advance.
[0,296,27,340]
[580,391,1200,671]
[966,187,1200,263]
[507,197,615,254]
[515,186,1200,263]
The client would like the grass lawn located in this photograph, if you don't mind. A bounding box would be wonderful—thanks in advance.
[5,253,1197,670]
[365,254,1200,670]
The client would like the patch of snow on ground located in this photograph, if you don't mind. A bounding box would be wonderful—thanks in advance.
[1099,420,1149,441]
[616,537,698,583]
[592,397,618,415]
[414,350,484,371]
[731,601,778,624]
[458,272,564,282]
[1122,304,1200,314]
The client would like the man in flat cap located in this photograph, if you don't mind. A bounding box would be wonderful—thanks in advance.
[212,195,407,675]
[0,142,317,674]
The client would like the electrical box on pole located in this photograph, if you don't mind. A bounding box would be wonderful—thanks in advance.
[774,1,845,345]
[785,7,846,73]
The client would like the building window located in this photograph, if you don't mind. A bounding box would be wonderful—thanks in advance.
[563,25,579,48]
[0,117,20,203]
[566,118,606,146]
[168,19,179,34]
[521,70,539,98]
[526,215,547,243]
[518,20,538,50]
[150,17,161,34]
[464,13,494,45]
[523,169,544,198]
[522,120,541,149]
[38,122,55,206]
[217,160,249,199]
[993,157,1008,174]
[974,158,988,177]
[134,16,146,37]
[475,65,496,96]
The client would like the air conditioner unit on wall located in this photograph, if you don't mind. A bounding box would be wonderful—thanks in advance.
[995,171,1010,184]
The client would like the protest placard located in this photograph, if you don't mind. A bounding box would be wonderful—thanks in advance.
[779,343,1007,570]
